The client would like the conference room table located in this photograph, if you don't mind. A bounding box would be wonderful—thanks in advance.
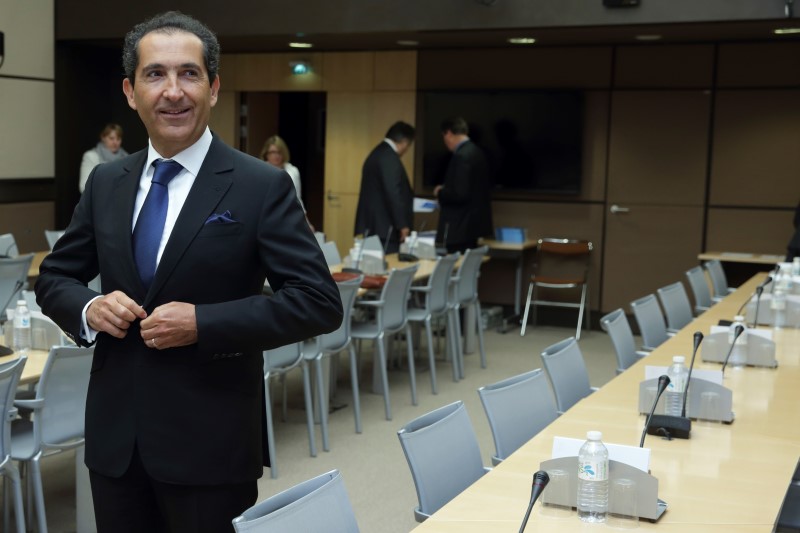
[414,272,800,532]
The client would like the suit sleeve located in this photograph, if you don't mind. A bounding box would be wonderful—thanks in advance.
[379,155,413,230]
[437,153,472,206]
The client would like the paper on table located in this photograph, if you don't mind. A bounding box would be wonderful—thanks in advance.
[413,197,437,213]
[645,365,723,385]
[552,436,650,472]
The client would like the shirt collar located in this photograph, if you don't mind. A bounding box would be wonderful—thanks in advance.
[455,137,470,151]
[383,138,398,153]
[145,127,213,176]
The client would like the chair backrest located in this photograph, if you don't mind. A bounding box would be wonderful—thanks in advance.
[36,346,93,446]
[656,282,694,330]
[540,337,592,414]
[313,231,326,245]
[534,238,592,283]
[397,401,485,521]
[685,266,713,312]
[0,356,26,459]
[452,246,488,305]
[320,241,342,267]
[379,265,418,332]
[22,290,41,312]
[421,253,460,315]
[478,369,558,463]
[0,254,34,317]
[599,308,640,374]
[0,233,19,258]
[30,312,67,350]
[319,275,362,353]
[44,230,65,251]
[232,469,359,532]
[630,294,669,350]
[704,259,729,298]
[263,342,304,376]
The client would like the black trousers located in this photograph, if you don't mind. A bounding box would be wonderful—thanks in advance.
[89,446,258,533]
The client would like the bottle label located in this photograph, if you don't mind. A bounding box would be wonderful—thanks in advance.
[667,376,685,393]
[579,460,607,481]
[20,317,30,328]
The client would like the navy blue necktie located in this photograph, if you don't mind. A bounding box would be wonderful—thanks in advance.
[132,159,183,289]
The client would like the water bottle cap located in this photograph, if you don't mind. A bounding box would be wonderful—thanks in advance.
[586,430,602,441]
[673,355,685,364]
[16,300,26,306]
[733,315,745,322]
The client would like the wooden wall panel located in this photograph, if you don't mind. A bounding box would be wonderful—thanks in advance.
[0,80,55,179]
[607,91,710,206]
[374,51,417,91]
[710,90,800,208]
[717,43,800,88]
[0,202,54,253]
[324,93,373,196]
[222,53,323,92]
[0,0,54,79]
[418,47,613,89]
[615,45,714,88]
[370,91,417,180]
[321,52,375,92]
[706,208,794,255]
[581,91,610,202]
[209,91,238,149]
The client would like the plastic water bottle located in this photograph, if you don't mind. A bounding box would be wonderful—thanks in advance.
[665,356,689,416]
[12,300,31,356]
[772,289,787,329]
[728,315,748,369]
[578,430,608,523]
[792,257,800,278]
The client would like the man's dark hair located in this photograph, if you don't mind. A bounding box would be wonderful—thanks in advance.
[122,11,220,87]
[440,117,469,135]
[385,121,415,143]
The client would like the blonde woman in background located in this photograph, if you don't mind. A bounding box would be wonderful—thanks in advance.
[260,135,302,203]
[79,123,128,193]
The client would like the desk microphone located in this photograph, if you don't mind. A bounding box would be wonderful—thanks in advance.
[343,230,369,274]
[0,279,24,356]
[640,375,670,447]
[519,470,550,533]
[736,276,772,325]
[436,223,450,256]
[681,332,704,418]
[721,325,745,375]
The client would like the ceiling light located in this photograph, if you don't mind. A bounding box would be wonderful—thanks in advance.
[635,34,663,41]
[507,37,536,45]
[774,27,800,34]
[397,40,419,46]
[289,42,313,49]
[290,61,311,75]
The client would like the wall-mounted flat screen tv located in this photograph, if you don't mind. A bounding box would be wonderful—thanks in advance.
[419,90,584,196]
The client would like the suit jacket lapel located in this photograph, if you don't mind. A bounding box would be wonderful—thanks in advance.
[114,151,149,298]
[145,138,233,305]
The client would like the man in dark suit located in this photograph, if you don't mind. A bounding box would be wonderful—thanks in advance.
[354,121,415,253]
[35,12,342,532]
[434,117,494,253]
[787,201,800,261]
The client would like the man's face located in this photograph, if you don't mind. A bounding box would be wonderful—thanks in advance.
[442,130,457,152]
[395,139,412,157]
[122,30,219,158]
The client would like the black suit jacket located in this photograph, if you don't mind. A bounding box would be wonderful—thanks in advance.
[436,140,494,250]
[354,142,414,248]
[788,202,800,259]
[35,136,342,485]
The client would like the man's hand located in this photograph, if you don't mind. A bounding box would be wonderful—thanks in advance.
[86,291,147,339]
[399,227,410,243]
[140,302,198,350]
[433,185,444,197]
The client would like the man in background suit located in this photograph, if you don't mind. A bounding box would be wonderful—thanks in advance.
[354,121,415,253]
[787,201,800,261]
[434,117,494,253]
[35,11,342,532]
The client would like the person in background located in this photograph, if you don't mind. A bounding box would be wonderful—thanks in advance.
[36,11,342,531]
[79,123,129,193]
[260,135,302,204]
[786,201,800,261]
[434,117,494,253]
[354,121,415,253]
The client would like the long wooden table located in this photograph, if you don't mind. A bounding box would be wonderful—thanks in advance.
[415,273,800,531]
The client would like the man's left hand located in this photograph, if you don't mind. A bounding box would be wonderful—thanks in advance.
[140,302,198,350]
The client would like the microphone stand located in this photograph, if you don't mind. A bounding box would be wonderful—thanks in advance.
[519,471,550,533]
[681,332,704,419]
[640,375,671,447]
[751,286,765,328]
[721,325,745,376]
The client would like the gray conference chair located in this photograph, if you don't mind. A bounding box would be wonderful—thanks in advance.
[630,294,670,351]
[540,337,597,414]
[397,401,488,522]
[0,234,19,258]
[478,368,558,465]
[0,356,27,533]
[313,231,326,246]
[263,342,316,478]
[599,309,648,374]
[351,264,419,421]
[656,282,694,332]
[704,259,734,302]
[302,275,363,451]
[231,469,359,532]
[408,253,460,392]
[449,246,489,377]
[521,238,592,340]
[43,230,64,251]
[11,346,93,533]
[0,255,34,318]
[320,241,342,267]
[685,266,714,314]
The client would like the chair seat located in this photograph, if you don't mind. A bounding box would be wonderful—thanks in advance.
[407,307,429,321]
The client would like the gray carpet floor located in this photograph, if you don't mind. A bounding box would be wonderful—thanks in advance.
[4,323,624,532]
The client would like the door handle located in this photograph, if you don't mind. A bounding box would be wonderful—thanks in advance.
[610,204,630,214]
[327,190,339,202]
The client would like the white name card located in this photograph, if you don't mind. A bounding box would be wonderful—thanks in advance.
[709,325,773,340]
[645,365,723,386]
[552,436,650,472]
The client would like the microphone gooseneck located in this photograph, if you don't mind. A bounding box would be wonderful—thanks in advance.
[640,375,670,448]
[721,325,745,375]
[681,332,704,418]
[519,470,550,533]
[736,275,771,322]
